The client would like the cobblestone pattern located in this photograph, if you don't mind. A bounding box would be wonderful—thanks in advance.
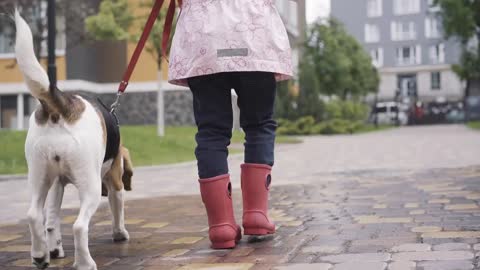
[76,90,194,126]
[2,167,480,269]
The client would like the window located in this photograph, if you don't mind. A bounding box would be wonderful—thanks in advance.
[371,48,384,67]
[367,0,383,17]
[0,4,65,57]
[431,72,441,90]
[425,17,441,38]
[365,24,380,43]
[391,21,417,41]
[396,45,421,65]
[427,0,441,12]
[0,18,15,55]
[429,43,445,64]
[393,0,420,15]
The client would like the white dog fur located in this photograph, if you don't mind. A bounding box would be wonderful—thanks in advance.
[15,10,133,270]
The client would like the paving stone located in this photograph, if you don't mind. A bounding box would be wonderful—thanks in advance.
[392,251,474,261]
[302,245,343,254]
[163,249,190,257]
[0,245,30,252]
[416,260,473,270]
[422,231,480,239]
[433,243,471,251]
[320,253,391,263]
[12,257,74,267]
[411,226,442,233]
[409,210,425,215]
[230,247,255,257]
[473,243,480,250]
[171,237,204,244]
[355,216,412,224]
[428,199,451,204]
[444,204,478,210]
[274,263,332,270]
[391,244,431,252]
[176,263,254,270]
[404,203,419,209]
[0,234,22,242]
[141,222,169,228]
[388,261,415,270]
[332,262,387,270]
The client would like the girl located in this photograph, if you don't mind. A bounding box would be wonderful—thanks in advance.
[168,0,293,249]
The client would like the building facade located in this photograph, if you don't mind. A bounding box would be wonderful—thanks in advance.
[331,0,464,103]
[0,0,305,130]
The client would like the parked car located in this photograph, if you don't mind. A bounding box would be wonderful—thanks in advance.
[466,96,480,121]
[371,102,408,126]
[446,102,465,123]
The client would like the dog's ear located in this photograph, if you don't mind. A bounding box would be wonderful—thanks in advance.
[121,146,133,191]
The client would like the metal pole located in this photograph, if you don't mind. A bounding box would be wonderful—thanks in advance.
[47,0,57,90]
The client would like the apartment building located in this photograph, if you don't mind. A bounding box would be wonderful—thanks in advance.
[331,0,464,103]
[0,0,305,130]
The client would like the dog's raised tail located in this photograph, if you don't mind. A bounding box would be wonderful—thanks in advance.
[14,9,50,100]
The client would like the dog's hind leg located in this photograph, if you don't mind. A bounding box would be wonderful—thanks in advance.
[27,165,54,269]
[45,177,66,259]
[104,177,129,242]
[72,173,101,270]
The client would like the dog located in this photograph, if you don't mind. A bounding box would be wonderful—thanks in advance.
[14,10,133,270]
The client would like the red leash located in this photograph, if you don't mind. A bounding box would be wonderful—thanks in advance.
[111,0,180,113]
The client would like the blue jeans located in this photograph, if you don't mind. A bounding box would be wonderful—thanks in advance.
[188,72,277,179]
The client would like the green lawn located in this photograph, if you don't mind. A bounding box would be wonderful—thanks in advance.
[467,121,480,130]
[0,126,301,175]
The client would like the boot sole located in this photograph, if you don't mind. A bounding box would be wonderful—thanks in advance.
[243,228,275,236]
[211,240,236,249]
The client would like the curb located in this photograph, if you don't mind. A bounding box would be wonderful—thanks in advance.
[0,174,27,182]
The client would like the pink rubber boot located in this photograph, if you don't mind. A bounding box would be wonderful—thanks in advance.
[241,164,276,235]
[199,174,242,249]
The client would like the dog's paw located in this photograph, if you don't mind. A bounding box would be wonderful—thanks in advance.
[49,247,65,259]
[33,256,49,269]
[112,229,130,242]
[73,261,97,270]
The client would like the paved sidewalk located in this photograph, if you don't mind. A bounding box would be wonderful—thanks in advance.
[2,166,480,270]
[1,124,480,224]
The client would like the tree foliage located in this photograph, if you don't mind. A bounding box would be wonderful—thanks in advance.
[85,0,134,41]
[85,0,177,68]
[301,19,379,100]
[433,0,480,87]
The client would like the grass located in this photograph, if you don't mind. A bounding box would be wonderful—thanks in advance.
[0,126,301,175]
[467,121,480,130]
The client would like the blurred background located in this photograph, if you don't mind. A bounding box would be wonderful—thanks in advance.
[0,0,479,175]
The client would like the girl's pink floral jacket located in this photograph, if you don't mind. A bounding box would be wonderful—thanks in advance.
[168,0,293,86]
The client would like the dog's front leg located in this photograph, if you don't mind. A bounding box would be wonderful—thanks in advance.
[72,177,101,270]
[104,178,129,242]
[27,167,54,269]
[45,178,66,259]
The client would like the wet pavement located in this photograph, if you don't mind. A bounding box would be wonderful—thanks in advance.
[2,166,480,270]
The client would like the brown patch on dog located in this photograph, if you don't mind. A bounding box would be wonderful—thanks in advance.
[121,146,133,191]
[34,87,85,125]
[104,146,125,192]
[102,145,134,196]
